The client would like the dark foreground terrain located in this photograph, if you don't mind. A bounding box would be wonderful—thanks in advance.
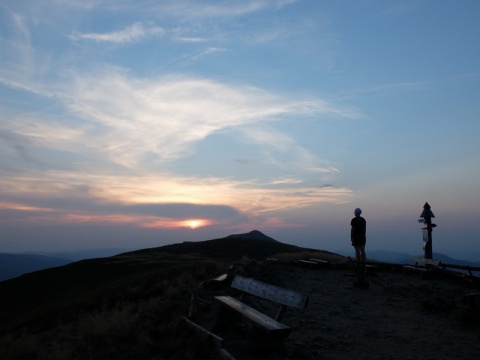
[1,234,479,359]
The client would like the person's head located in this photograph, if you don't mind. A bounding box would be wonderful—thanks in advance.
[354,208,362,216]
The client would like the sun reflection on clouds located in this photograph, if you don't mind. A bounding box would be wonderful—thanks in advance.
[0,171,353,230]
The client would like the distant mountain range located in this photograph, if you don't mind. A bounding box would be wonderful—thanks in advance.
[18,248,132,261]
[0,248,130,282]
[367,250,480,267]
[0,253,71,282]
[335,249,480,272]
[2,231,479,282]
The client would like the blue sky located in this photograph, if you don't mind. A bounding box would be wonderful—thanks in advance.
[1,0,479,259]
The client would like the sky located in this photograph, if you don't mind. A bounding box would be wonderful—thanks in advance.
[1,0,479,259]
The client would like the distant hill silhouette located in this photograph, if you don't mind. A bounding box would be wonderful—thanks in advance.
[0,253,71,281]
[21,248,131,262]
[128,231,330,260]
[225,230,278,242]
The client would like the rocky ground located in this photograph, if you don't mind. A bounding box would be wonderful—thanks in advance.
[190,261,480,360]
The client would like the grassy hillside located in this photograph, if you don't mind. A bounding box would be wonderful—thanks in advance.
[0,236,337,359]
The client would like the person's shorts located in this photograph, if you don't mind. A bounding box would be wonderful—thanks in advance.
[351,238,366,247]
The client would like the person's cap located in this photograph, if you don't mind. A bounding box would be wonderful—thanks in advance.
[354,208,362,215]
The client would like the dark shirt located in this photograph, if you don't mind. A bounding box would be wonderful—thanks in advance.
[351,216,366,243]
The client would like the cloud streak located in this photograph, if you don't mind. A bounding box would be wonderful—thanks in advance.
[70,22,165,43]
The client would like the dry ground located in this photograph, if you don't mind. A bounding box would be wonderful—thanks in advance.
[191,261,480,360]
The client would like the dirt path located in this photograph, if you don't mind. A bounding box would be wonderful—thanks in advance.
[195,262,480,360]
[278,264,480,360]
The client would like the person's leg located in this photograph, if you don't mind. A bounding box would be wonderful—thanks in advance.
[359,245,366,265]
[354,245,366,277]
[354,245,362,264]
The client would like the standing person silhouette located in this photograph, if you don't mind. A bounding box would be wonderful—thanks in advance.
[351,208,367,272]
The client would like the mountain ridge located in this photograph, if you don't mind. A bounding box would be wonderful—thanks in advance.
[225,229,277,242]
[0,231,283,282]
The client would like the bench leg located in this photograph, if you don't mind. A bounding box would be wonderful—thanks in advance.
[247,329,287,356]
[213,303,240,331]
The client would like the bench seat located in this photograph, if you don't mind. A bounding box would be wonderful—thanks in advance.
[215,295,291,337]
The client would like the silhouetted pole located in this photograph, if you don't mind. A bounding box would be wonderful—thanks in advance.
[419,202,436,259]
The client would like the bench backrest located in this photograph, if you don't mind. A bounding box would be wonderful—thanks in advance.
[231,275,308,309]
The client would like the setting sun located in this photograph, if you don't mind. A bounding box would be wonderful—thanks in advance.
[184,219,203,229]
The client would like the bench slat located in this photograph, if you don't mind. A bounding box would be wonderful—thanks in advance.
[215,295,291,337]
[230,276,308,309]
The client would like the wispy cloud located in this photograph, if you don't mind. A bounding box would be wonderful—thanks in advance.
[344,72,480,98]
[70,22,165,43]
[239,126,340,174]
[56,69,354,170]
[190,47,227,61]
[151,1,269,19]
[175,37,208,43]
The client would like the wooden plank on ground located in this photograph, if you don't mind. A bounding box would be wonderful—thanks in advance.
[298,260,319,268]
[309,258,329,265]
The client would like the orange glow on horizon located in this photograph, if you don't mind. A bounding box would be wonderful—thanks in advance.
[139,218,212,229]
[182,219,207,229]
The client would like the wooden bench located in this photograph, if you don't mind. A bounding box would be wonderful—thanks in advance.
[403,257,440,278]
[201,265,237,292]
[214,275,308,338]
